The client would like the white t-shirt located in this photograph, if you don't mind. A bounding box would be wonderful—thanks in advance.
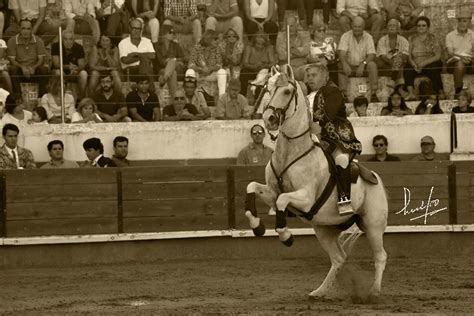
[118,36,155,69]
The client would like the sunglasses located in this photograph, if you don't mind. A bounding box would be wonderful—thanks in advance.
[252,130,264,135]
[417,24,427,27]
[174,97,185,100]
[373,143,385,147]
[131,26,142,30]
[168,30,175,34]
[421,142,434,146]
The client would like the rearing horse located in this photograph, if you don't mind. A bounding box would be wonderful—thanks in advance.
[244,65,388,298]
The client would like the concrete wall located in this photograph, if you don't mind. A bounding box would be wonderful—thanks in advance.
[15,114,473,162]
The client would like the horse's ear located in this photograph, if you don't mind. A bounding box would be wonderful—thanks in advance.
[285,64,295,81]
[270,65,279,76]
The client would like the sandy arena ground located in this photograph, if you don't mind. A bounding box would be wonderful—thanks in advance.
[0,255,473,314]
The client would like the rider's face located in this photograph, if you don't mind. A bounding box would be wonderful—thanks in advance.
[306,68,327,92]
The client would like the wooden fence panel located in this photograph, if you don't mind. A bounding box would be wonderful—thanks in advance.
[121,167,229,233]
[3,169,118,237]
[455,162,474,224]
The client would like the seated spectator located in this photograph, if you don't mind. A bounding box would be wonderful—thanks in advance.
[63,0,101,44]
[240,31,275,97]
[219,27,244,79]
[163,0,202,44]
[163,88,202,121]
[337,0,383,43]
[96,0,130,43]
[351,95,368,117]
[183,70,211,118]
[415,88,443,115]
[82,137,116,167]
[40,76,76,123]
[88,35,122,95]
[156,24,185,99]
[92,73,130,122]
[338,16,379,102]
[51,31,88,99]
[118,17,156,90]
[452,90,474,114]
[305,23,338,84]
[446,10,474,98]
[275,0,306,31]
[72,98,103,123]
[243,0,278,45]
[126,76,161,122]
[7,18,49,97]
[29,106,48,124]
[0,94,32,133]
[276,16,311,69]
[129,0,160,47]
[4,0,57,46]
[188,29,227,96]
[0,123,35,169]
[237,123,273,165]
[40,140,79,169]
[380,91,413,116]
[111,136,130,167]
[382,0,424,32]
[205,0,243,40]
[412,135,441,161]
[0,39,12,93]
[404,16,444,100]
[376,18,409,84]
[215,78,252,119]
[368,135,401,161]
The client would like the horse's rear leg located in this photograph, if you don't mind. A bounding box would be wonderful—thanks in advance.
[245,182,277,236]
[309,226,346,298]
[365,229,387,297]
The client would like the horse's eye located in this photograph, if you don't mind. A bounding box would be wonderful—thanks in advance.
[284,89,291,95]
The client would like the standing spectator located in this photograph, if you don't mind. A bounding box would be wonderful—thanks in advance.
[0,123,35,169]
[4,0,57,46]
[7,19,49,97]
[218,27,244,79]
[126,76,161,122]
[415,88,443,115]
[382,0,424,32]
[376,18,409,84]
[51,30,88,99]
[205,0,243,40]
[337,0,383,43]
[40,140,79,169]
[111,136,130,167]
[82,137,116,167]
[40,76,76,124]
[275,0,306,31]
[236,123,273,165]
[183,71,211,119]
[403,16,443,100]
[215,78,252,119]
[452,90,474,114]
[88,35,122,95]
[188,29,228,96]
[129,0,160,47]
[446,10,474,98]
[350,95,368,117]
[0,94,32,135]
[306,0,333,30]
[368,135,401,162]
[92,73,130,122]
[338,16,379,102]
[72,98,103,123]
[0,37,12,93]
[118,17,155,90]
[63,0,101,44]
[163,88,202,121]
[96,0,130,43]
[243,0,278,45]
[380,90,413,116]
[276,16,311,69]
[156,24,185,99]
[412,135,441,161]
[240,31,275,96]
[163,0,202,44]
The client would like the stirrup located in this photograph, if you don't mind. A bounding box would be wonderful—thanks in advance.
[337,197,354,216]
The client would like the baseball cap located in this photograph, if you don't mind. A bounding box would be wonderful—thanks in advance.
[420,136,435,145]
[228,78,241,90]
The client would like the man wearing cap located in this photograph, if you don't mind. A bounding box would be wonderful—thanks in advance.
[446,8,474,97]
[215,78,252,119]
[237,124,273,165]
[81,137,116,167]
[183,69,211,119]
[412,136,441,161]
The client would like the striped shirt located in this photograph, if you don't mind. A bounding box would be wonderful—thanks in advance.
[164,0,198,17]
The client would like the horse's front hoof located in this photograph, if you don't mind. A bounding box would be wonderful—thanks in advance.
[281,234,294,247]
[252,220,266,236]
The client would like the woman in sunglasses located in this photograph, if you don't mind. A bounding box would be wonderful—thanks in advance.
[218,28,244,79]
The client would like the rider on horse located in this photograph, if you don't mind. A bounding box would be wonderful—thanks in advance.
[305,63,362,216]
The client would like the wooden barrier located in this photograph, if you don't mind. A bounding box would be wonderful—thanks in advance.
[0,161,472,238]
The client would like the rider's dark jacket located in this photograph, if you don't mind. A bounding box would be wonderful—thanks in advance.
[312,80,362,155]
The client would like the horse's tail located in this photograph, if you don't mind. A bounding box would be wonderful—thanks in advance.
[374,171,389,202]
[339,224,363,254]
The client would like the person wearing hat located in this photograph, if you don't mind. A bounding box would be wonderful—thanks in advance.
[412,136,441,161]
[183,69,211,118]
[81,137,116,167]
[237,124,273,165]
[215,78,252,119]
[446,8,474,98]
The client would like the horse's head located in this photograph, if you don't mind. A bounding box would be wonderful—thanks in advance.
[262,65,299,131]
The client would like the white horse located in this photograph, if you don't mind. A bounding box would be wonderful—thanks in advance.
[244,65,388,298]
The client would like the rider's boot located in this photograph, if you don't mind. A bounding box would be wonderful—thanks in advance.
[336,165,354,216]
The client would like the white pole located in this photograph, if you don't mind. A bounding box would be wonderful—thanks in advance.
[286,24,290,66]
[58,27,65,124]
